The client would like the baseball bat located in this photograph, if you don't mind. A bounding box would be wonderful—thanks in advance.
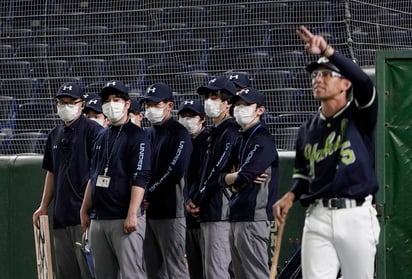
[269,221,285,279]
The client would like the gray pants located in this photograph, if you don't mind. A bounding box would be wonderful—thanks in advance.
[186,228,204,279]
[144,218,189,279]
[89,217,146,279]
[229,221,270,279]
[53,225,94,279]
[200,222,231,279]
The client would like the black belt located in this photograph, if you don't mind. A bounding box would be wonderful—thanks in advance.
[315,198,364,209]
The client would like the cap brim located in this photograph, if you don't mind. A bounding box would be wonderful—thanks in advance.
[139,96,167,104]
[178,107,204,116]
[306,61,341,73]
[197,84,222,95]
[55,93,82,99]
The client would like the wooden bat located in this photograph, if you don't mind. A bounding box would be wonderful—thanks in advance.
[33,215,53,279]
[269,222,285,279]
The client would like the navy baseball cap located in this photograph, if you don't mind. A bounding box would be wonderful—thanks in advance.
[99,80,129,100]
[306,56,341,74]
[84,94,103,113]
[228,72,251,88]
[140,82,173,104]
[178,99,205,117]
[197,76,236,96]
[55,82,84,99]
[230,87,265,106]
[129,99,143,113]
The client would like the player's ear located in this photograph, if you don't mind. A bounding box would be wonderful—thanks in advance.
[342,79,352,92]
[256,105,265,116]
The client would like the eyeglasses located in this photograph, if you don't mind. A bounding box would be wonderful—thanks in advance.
[56,100,83,107]
[311,70,343,79]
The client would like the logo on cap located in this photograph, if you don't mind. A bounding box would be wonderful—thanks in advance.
[229,74,239,80]
[107,81,117,86]
[209,78,217,84]
[237,88,249,95]
[88,99,98,105]
[147,87,156,94]
[63,85,73,91]
[184,100,194,105]
[317,57,330,63]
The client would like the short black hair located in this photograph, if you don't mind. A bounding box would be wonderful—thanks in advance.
[204,90,232,102]
[101,91,130,103]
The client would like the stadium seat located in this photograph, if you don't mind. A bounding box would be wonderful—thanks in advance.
[232,51,270,72]
[126,8,164,26]
[272,50,310,69]
[128,39,170,65]
[207,46,238,73]
[16,99,57,132]
[0,96,17,135]
[107,57,146,90]
[111,25,149,43]
[168,38,208,71]
[0,44,14,59]
[151,23,189,41]
[72,25,110,44]
[229,20,271,51]
[253,70,294,91]
[144,62,188,92]
[9,132,48,154]
[271,113,314,129]
[288,1,332,27]
[354,48,376,67]
[15,43,51,62]
[174,72,211,95]
[54,41,90,60]
[351,30,380,48]
[9,0,45,28]
[162,6,206,25]
[34,27,71,45]
[31,59,70,79]
[274,127,300,151]
[90,41,128,58]
[70,58,108,85]
[188,21,229,48]
[206,5,246,24]
[1,78,40,102]
[0,60,32,79]
[0,28,33,46]
[247,2,289,24]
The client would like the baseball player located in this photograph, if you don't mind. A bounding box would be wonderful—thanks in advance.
[273,26,380,279]
[128,98,144,127]
[178,99,210,279]
[83,93,109,127]
[219,87,279,279]
[140,82,192,279]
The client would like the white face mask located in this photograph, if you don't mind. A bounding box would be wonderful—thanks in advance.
[233,105,256,126]
[145,107,165,125]
[204,99,223,118]
[89,117,105,127]
[102,102,126,123]
[57,105,80,123]
[178,117,201,135]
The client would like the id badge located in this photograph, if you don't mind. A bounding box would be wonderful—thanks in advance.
[96,175,111,188]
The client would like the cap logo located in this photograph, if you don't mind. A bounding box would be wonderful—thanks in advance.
[229,74,239,80]
[63,85,72,91]
[107,81,116,86]
[237,88,249,95]
[83,93,89,99]
[317,57,330,63]
[88,99,98,105]
[209,78,217,84]
[184,100,194,105]
[147,87,156,94]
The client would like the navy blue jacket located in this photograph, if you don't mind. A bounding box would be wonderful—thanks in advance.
[146,118,193,219]
[43,115,102,229]
[90,120,151,219]
[191,118,240,222]
[291,51,379,205]
[186,128,210,229]
[223,122,279,221]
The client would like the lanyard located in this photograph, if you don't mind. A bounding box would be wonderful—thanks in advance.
[104,124,124,176]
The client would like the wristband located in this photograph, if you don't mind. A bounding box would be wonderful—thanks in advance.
[320,45,330,56]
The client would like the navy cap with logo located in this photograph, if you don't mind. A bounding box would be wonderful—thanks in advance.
[84,94,103,113]
[306,56,341,74]
[228,72,251,88]
[56,82,84,99]
[140,82,173,104]
[178,99,205,117]
[197,76,237,96]
[129,98,143,113]
[99,80,129,100]
[230,87,265,106]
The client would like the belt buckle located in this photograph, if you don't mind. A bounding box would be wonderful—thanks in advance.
[327,198,340,209]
